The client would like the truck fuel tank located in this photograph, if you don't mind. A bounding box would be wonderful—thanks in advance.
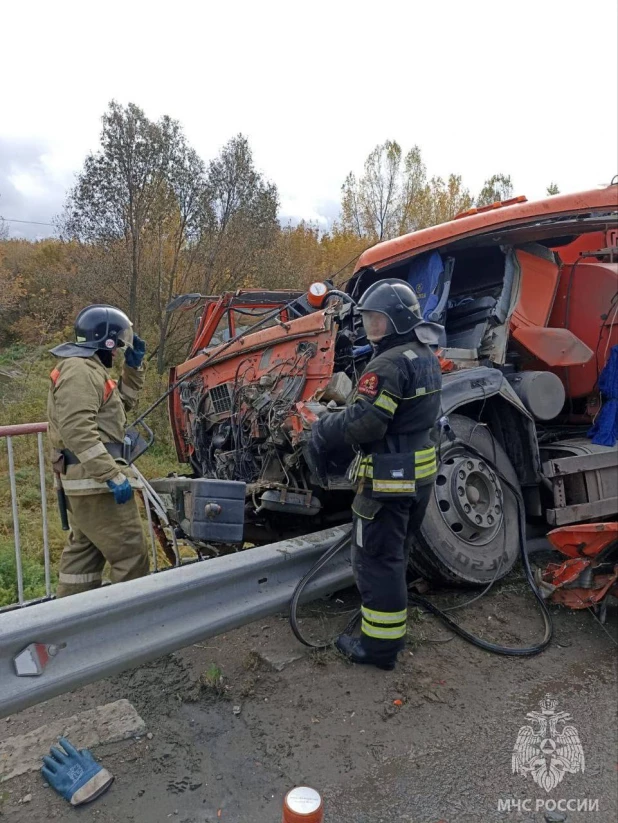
[506,370,566,421]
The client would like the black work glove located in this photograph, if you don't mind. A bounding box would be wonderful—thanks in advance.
[305,421,329,486]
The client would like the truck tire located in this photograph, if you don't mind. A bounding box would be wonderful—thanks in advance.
[410,414,521,586]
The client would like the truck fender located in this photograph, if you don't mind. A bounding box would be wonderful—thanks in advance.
[440,366,541,485]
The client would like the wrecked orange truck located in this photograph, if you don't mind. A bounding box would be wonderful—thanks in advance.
[153,185,618,589]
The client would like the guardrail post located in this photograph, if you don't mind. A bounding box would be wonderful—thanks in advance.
[37,431,52,598]
[6,436,25,605]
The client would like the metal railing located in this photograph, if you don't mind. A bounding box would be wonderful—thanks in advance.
[1,422,52,609]
[0,422,182,612]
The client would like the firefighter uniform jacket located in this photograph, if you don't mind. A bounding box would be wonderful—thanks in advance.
[47,354,146,495]
[316,331,442,657]
[317,333,442,495]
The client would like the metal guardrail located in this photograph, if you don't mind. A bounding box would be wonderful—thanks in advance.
[0,525,352,718]
[0,422,52,607]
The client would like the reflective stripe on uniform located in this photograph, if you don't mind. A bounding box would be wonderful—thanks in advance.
[361,619,407,640]
[374,391,399,414]
[415,462,437,479]
[58,571,103,584]
[75,442,108,463]
[61,476,142,492]
[358,457,373,478]
[372,479,416,493]
[355,518,363,547]
[358,446,436,483]
[415,446,437,479]
[415,447,436,462]
[362,605,407,624]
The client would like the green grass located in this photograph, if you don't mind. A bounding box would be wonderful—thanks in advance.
[0,343,184,606]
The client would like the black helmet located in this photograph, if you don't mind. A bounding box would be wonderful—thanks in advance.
[74,304,134,351]
[357,278,443,345]
[50,304,133,359]
[357,278,423,334]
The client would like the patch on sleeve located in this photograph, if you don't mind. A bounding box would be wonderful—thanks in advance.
[357,372,380,398]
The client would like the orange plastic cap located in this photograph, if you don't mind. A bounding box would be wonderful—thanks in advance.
[282,786,324,822]
[307,282,328,307]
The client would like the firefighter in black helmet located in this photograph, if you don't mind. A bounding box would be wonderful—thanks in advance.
[310,279,443,670]
[47,305,150,597]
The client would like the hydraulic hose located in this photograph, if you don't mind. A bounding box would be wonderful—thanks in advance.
[289,530,355,650]
[288,441,554,657]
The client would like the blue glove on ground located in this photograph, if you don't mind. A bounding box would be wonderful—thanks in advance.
[106,474,133,504]
[124,333,146,369]
[41,737,114,806]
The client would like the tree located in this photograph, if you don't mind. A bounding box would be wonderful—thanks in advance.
[341,141,402,241]
[0,218,8,241]
[546,182,560,195]
[200,134,279,295]
[0,240,77,345]
[398,145,428,234]
[0,245,24,344]
[417,175,473,227]
[477,174,514,207]
[147,142,207,372]
[60,101,186,322]
[340,142,476,240]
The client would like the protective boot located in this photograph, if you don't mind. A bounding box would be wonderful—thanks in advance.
[335,633,397,671]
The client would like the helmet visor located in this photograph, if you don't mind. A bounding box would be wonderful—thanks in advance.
[361,310,393,342]
[117,325,134,349]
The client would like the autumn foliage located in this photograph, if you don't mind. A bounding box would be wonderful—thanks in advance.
[0,101,519,370]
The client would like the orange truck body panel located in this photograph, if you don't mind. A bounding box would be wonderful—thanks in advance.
[510,247,561,330]
[353,184,618,401]
[543,523,618,609]
[172,311,337,463]
[355,185,618,271]
[545,260,618,397]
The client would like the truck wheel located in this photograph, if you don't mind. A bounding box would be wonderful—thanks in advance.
[410,414,521,586]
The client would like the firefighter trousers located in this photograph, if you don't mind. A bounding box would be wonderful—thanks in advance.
[351,484,432,658]
[56,492,150,598]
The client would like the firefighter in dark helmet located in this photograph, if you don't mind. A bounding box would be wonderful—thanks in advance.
[310,279,443,670]
[47,305,149,597]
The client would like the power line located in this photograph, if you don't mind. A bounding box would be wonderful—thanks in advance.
[0,217,55,227]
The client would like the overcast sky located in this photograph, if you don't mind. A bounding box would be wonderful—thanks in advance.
[1,0,617,240]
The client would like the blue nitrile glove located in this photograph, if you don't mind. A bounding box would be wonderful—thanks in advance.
[106,473,133,504]
[124,333,146,369]
[41,737,114,806]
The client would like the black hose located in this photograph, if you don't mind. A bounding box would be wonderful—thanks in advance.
[408,474,553,657]
[288,442,554,656]
[289,531,355,650]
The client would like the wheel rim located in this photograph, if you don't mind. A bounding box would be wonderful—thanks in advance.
[434,451,504,545]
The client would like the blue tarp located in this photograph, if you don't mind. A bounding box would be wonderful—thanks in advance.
[588,344,618,447]
[406,251,444,320]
